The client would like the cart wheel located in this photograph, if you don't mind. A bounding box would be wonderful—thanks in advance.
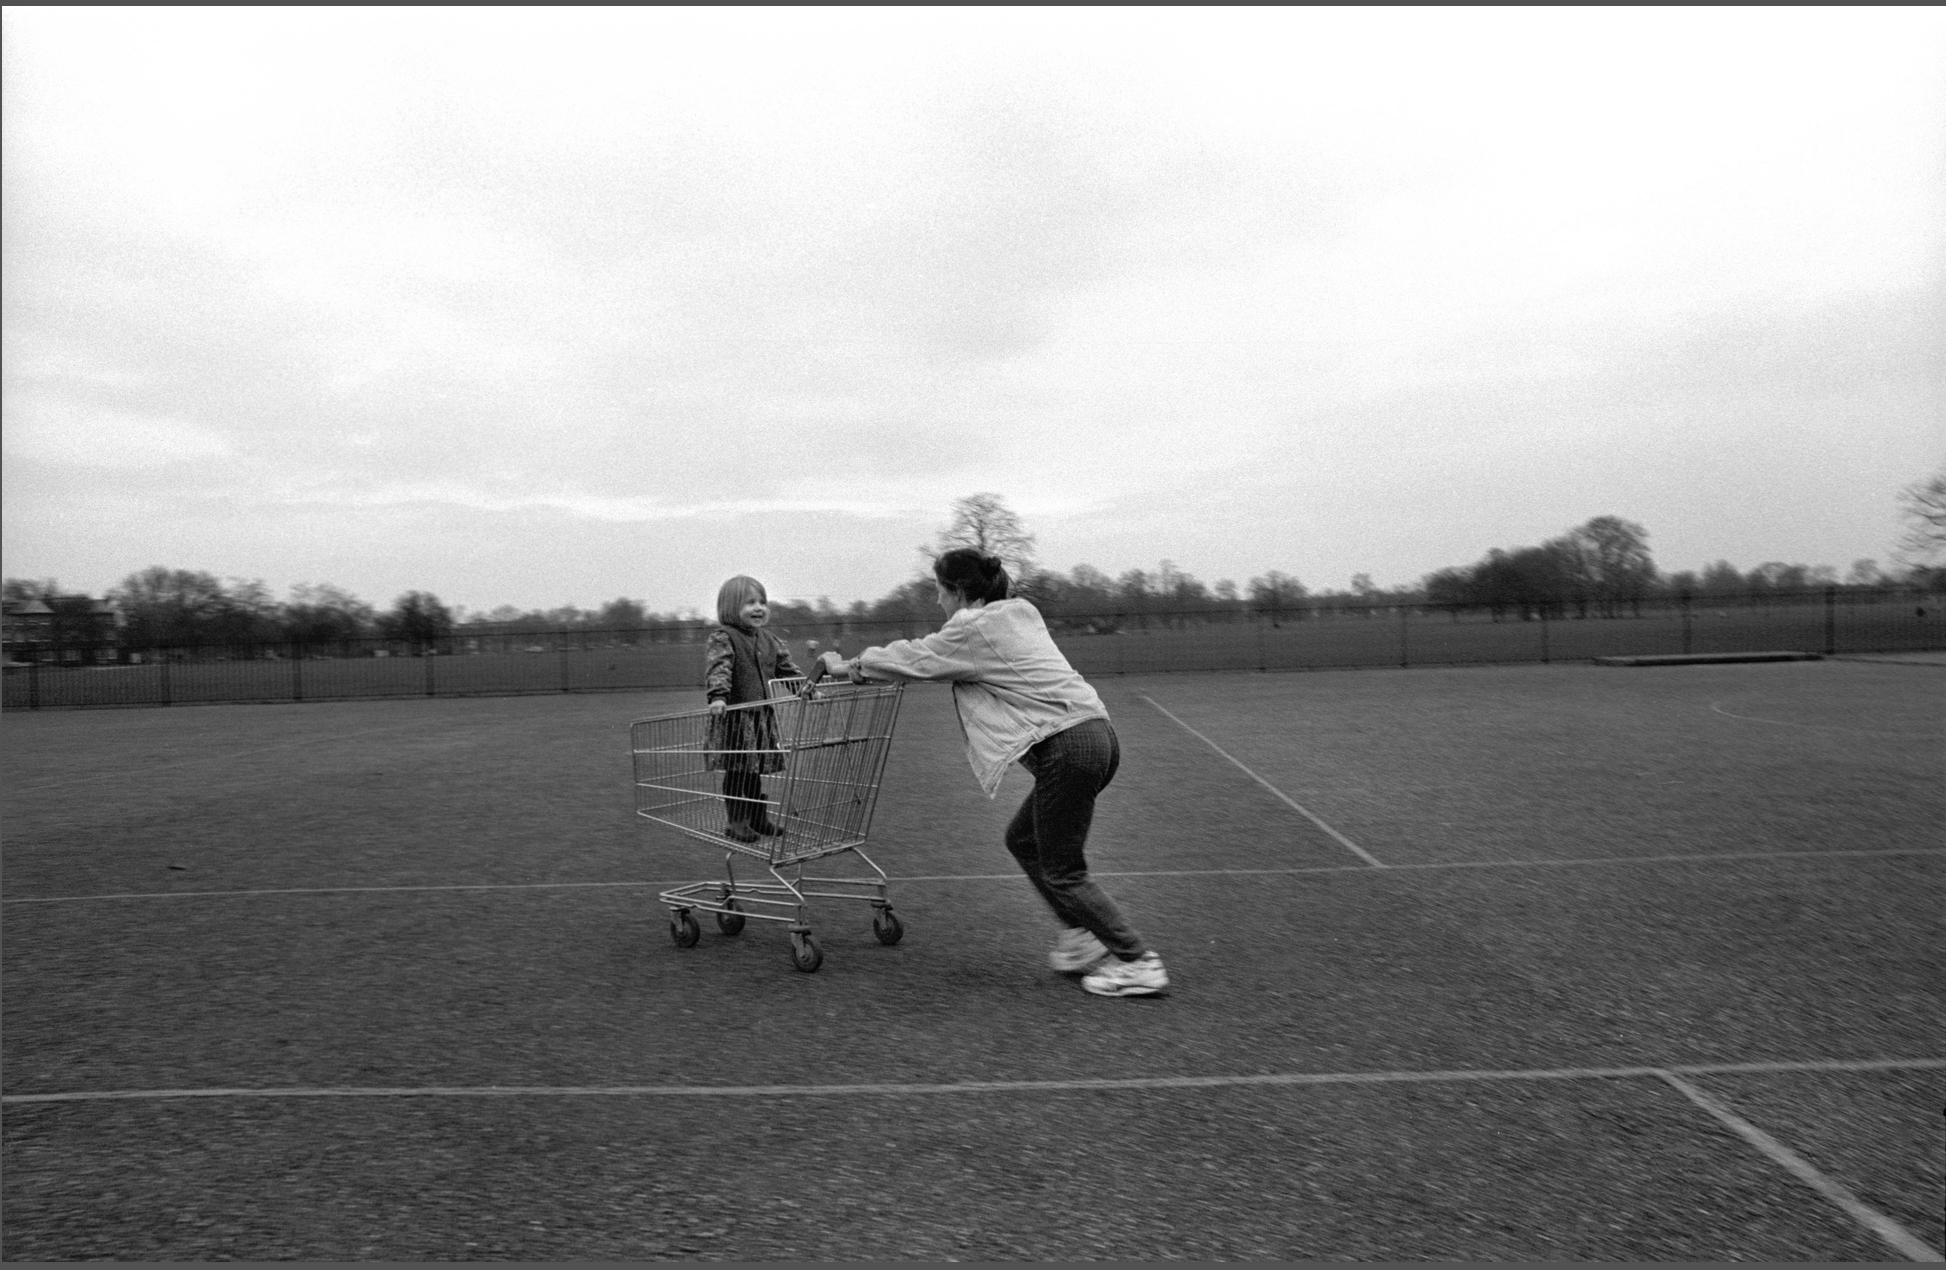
[872,907,904,946]
[789,932,823,973]
[715,902,746,936]
[670,911,701,948]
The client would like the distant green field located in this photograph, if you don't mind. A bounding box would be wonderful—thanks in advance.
[5,598,1941,709]
[1059,599,1943,676]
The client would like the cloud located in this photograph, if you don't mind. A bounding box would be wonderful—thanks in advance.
[263,481,925,524]
[1,395,233,468]
[3,8,1942,609]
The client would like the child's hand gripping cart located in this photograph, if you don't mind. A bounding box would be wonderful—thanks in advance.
[630,660,906,972]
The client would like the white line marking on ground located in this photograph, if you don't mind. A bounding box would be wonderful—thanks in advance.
[5,1056,1937,1107]
[1137,693,1386,868]
[1706,701,1936,738]
[1088,846,1946,881]
[4,848,1938,905]
[1657,1070,1945,1263]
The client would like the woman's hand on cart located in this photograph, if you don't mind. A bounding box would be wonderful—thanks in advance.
[818,651,864,685]
[708,699,726,715]
[798,652,836,695]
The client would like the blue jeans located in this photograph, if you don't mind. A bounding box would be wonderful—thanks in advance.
[1006,718,1147,960]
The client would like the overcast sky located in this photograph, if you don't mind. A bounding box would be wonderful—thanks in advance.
[4,7,1942,615]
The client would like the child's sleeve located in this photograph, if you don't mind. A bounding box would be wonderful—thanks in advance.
[703,629,734,702]
[771,634,804,681]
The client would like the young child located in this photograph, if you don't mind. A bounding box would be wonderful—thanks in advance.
[705,575,803,843]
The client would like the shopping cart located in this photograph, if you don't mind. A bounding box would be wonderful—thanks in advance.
[630,663,907,972]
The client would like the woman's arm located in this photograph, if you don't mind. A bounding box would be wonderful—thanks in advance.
[844,624,985,683]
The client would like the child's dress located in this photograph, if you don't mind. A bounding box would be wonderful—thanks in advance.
[703,624,803,776]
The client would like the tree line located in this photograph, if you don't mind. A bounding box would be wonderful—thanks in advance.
[878,496,1944,627]
[4,546,1935,653]
[7,473,1942,651]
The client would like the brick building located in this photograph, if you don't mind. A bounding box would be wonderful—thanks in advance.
[1,596,124,664]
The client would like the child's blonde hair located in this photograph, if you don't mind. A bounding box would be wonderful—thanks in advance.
[716,575,767,626]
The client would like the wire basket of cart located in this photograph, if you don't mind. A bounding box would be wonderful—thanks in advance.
[630,667,907,971]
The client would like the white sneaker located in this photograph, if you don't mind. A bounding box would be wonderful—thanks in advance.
[1049,927,1109,974]
[1082,951,1168,997]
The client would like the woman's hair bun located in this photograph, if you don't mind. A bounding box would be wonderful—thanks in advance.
[934,546,1011,604]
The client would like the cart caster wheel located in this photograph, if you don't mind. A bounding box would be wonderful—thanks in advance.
[715,903,746,936]
[670,911,700,948]
[789,932,823,973]
[872,907,904,946]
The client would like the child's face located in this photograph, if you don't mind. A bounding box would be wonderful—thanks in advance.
[739,597,768,627]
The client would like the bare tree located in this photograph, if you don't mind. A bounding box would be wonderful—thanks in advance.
[1247,571,1307,624]
[1067,564,1114,603]
[378,591,454,652]
[1570,515,1656,615]
[2,578,60,603]
[598,597,648,629]
[1846,559,1886,587]
[1748,562,1811,593]
[1698,560,1743,596]
[285,583,374,645]
[111,567,233,646]
[1894,466,1946,566]
[926,493,1038,577]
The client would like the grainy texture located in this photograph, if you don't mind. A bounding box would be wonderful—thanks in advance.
[3,660,1941,1260]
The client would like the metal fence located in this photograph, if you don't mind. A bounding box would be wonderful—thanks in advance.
[4,586,1941,710]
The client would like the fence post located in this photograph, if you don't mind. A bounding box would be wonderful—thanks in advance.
[160,656,171,707]
[425,647,436,697]
[1680,593,1693,655]
[560,642,570,693]
[1257,615,1266,672]
[291,640,304,702]
[1539,611,1550,664]
[28,660,39,710]
[1398,604,1409,668]
[1823,585,1837,655]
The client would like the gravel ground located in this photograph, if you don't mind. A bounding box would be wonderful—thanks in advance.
[0,1079,1911,1262]
[3,660,1940,1260]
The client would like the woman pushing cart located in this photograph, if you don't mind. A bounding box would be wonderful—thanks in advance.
[819,548,1168,998]
[633,555,1167,996]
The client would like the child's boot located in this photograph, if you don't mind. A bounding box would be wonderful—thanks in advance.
[724,776,760,843]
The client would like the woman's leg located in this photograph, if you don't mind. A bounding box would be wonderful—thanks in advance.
[1004,719,1146,960]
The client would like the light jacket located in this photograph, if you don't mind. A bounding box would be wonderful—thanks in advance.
[855,599,1109,797]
